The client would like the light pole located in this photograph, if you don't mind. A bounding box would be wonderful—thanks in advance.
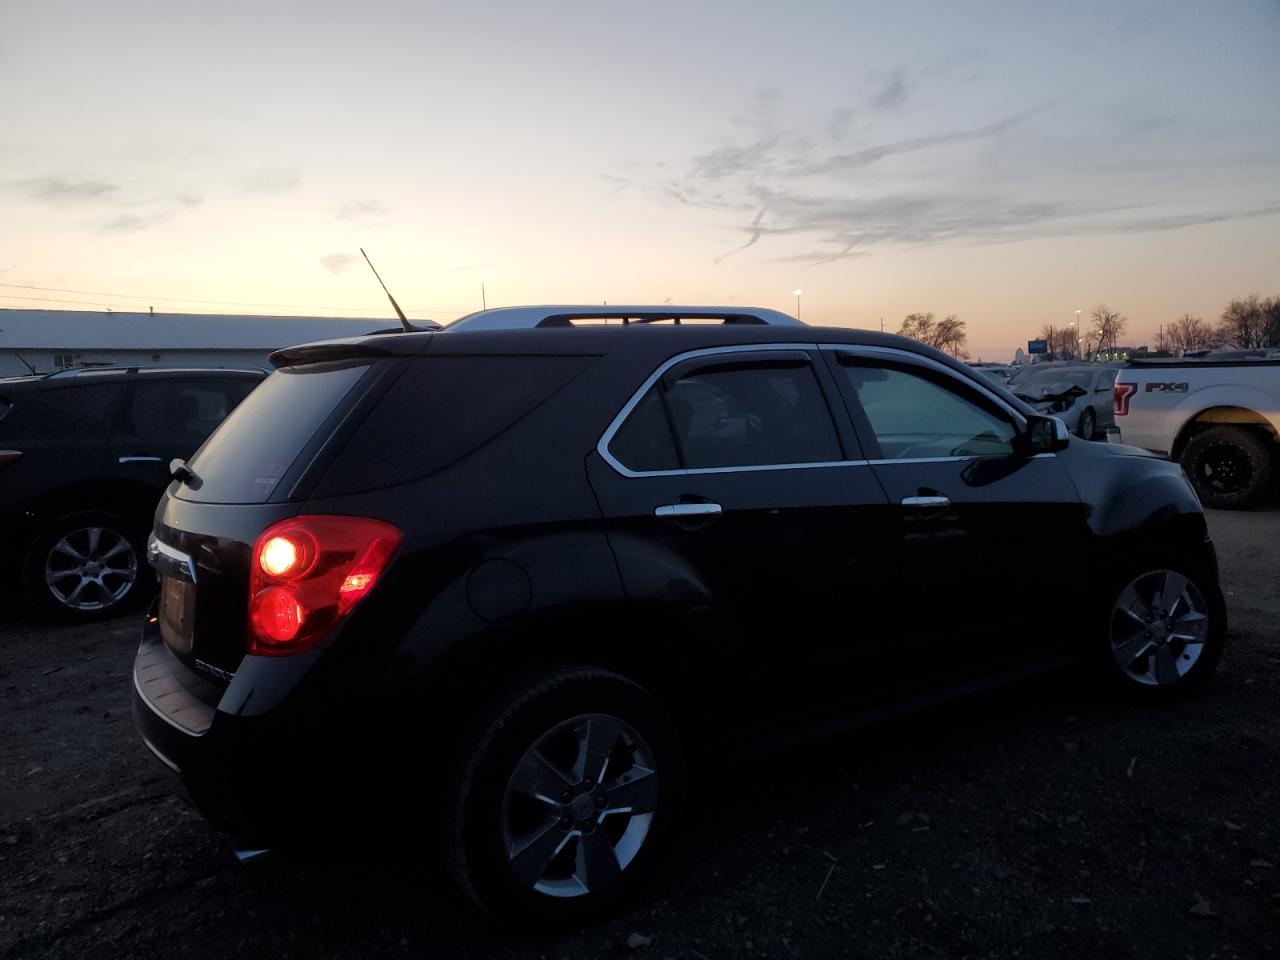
[793,289,802,320]
[478,277,488,310]
[1075,308,1083,357]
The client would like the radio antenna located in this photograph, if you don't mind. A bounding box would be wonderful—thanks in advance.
[360,248,413,332]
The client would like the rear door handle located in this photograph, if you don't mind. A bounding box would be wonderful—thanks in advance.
[654,502,722,518]
[902,495,950,509]
[119,455,163,463]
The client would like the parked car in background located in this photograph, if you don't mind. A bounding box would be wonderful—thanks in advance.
[1010,363,1121,439]
[0,366,264,618]
[133,306,1226,928]
[1110,356,1280,508]
[966,361,1017,385]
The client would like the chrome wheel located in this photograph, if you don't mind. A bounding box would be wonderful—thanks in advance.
[44,526,138,611]
[1110,569,1211,686]
[502,713,658,898]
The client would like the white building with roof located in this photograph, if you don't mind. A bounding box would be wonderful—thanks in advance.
[0,309,397,377]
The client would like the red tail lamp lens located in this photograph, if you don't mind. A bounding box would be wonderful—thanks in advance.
[252,587,305,643]
[1113,382,1137,416]
[248,516,402,655]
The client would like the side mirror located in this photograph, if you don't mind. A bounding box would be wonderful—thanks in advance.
[1019,415,1070,455]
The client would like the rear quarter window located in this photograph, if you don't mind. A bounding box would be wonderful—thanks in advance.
[2,383,127,442]
[311,353,598,496]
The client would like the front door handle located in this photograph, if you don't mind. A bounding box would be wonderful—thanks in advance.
[655,502,723,519]
[902,495,950,508]
[119,455,164,464]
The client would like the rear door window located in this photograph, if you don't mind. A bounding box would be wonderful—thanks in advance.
[608,355,842,471]
[118,379,244,448]
[180,363,371,503]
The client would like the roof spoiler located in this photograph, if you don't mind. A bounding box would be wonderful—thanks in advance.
[269,338,404,369]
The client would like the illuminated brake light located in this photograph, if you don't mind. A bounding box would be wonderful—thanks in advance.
[1113,382,1137,416]
[248,516,402,656]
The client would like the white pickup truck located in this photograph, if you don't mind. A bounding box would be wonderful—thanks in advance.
[1108,359,1280,508]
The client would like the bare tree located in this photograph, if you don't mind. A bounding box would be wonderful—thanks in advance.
[1217,295,1266,348]
[899,312,969,358]
[1090,305,1126,352]
[1167,314,1213,355]
[1039,324,1080,359]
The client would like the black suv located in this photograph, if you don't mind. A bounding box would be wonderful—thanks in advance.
[0,366,263,618]
[131,307,1225,926]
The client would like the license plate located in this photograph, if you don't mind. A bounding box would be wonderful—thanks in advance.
[158,576,196,654]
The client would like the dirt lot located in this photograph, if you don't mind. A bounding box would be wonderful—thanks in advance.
[2,510,1278,960]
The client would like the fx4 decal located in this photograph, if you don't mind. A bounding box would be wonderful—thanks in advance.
[1144,382,1189,393]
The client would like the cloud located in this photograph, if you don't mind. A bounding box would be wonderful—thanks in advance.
[241,169,300,194]
[15,177,117,203]
[320,253,358,273]
[175,193,204,207]
[336,198,388,220]
[99,212,171,233]
[870,68,912,112]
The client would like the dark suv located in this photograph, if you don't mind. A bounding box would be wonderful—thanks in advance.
[131,307,1225,926]
[0,366,263,618]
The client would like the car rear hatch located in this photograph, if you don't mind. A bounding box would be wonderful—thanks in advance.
[149,337,421,681]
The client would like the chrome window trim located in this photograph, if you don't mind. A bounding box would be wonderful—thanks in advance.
[598,342,854,478]
[597,342,1053,479]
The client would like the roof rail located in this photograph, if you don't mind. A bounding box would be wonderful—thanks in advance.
[45,364,269,379]
[445,304,805,333]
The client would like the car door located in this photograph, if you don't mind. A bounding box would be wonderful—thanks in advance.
[585,346,898,732]
[107,377,256,491]
[823,346,1089,682]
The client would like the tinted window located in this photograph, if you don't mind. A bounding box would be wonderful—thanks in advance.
[8,384,127,441]
[842,363,1016,459]
[119,380,241,445]
[612,360,841,470]
[311,354,598,496]
[609,389,680,472]
[182,363,371,503]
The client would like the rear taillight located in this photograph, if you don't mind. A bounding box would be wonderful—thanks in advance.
[248,515,402,656]
[0,450,22,470]
[1113,382,1137,416]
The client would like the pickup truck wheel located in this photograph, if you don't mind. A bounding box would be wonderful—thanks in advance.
[1181,425,1273,509]
[1077,407,1096,440]
[1095,559,1226,704]
[23,511,149,621]
[447,667,684,929]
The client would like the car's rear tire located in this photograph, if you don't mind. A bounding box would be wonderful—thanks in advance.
[22,511,149,621]
[1077,407,1096,440]
[1092,556,1226,705]
[447,667,684,929]
[1180,425,1274,509]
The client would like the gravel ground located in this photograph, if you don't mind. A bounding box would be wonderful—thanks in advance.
[2,509,1278,959]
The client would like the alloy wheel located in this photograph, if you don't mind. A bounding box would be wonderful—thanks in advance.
[502,713,658,898]
[44,526,138,611]
[1109,569,1211,686]
[1195,445,1252,497]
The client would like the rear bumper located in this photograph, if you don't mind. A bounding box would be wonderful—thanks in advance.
[131,608,298,842]
[131,602,403,844]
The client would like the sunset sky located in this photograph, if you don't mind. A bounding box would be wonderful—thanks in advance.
[1,0,1277,360]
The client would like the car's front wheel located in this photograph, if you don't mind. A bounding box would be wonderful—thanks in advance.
[23,511,148,620]
[447,667,683,928]
[1180,425,1274,509]
[1098,561,1226,703]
